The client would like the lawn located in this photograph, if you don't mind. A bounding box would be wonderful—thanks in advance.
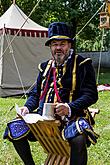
[0,91,110,165]
[96,68,110,85]
[0,97,47,165]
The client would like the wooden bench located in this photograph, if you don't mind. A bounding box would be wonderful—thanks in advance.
[27,108,100,165]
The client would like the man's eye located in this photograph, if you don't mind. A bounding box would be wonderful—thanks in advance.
[54,44,58,47]
[61,44,65,46]
[51,44,57,47]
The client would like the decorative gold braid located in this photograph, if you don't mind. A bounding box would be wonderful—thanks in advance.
[84,109,94,126]
[49,35,70,39]
[45,88,51,102]
[69,55,78,102]
[79,58,91,66]
[63,63,66,75]
[54,93,57,103]
[76,119,82,134]
[40,60,53,100]
[43,60,53,77]
[56,63,66,88]
[38,63,43,72]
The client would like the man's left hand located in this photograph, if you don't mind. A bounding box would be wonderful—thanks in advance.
[55,103,69,116]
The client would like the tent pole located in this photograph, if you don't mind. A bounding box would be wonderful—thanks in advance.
[0,26,5,85]
[13,0,16,4]
[0,26,5,60]
[96,28,104,85]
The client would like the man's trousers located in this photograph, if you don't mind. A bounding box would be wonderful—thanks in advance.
[12,133,87,165]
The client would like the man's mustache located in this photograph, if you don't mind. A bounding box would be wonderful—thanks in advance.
[55,49,63,53]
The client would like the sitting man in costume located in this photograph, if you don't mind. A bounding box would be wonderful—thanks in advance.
[4,22,98,165]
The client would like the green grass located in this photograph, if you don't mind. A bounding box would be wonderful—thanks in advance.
[0,98,47,165]
[0,91,110,164]
[96,68,110,84]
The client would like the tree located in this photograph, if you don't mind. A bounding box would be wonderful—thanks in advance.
[0,0,11,14]
[0,0,104,51]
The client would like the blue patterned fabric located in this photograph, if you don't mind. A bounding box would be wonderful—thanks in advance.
[63,117,99,145]
[63,120,80,139]
[6,119,30,140]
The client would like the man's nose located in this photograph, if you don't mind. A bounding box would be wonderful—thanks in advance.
[56,45,62,49]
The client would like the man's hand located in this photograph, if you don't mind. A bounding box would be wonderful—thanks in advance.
[55,103,69,116]
[19,106,29,116]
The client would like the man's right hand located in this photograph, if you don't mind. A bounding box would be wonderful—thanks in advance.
[19,106,29,116]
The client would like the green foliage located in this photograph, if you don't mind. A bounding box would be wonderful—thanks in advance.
[0,0,11,14]
[0,0,107,51]
[76,29,103,52]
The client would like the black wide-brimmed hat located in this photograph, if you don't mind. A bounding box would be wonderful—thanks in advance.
[45,22,74,46]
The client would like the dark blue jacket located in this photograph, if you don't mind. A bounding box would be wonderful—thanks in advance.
[25,52,98,118]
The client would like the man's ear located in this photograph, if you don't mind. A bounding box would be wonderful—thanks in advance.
[49,44,51,48]
[69,42,72,48]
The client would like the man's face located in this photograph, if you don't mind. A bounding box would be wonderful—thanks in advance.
[50,40,71,65]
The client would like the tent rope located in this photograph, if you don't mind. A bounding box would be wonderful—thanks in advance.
[5,33,27,99]
[96,28,105,85]
[8,80,37,111]
[0,0,41,61]
[13,0,16,4]
[73,2,105,40]
[72,2,105,86]
[9,80,37,111]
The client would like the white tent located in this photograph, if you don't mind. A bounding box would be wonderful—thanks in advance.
[0,3,50,97]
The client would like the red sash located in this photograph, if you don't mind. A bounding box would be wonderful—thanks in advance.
[40,64,61,102]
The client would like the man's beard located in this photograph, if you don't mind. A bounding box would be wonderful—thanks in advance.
[57,54,61,65]
[53,50,70,66]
